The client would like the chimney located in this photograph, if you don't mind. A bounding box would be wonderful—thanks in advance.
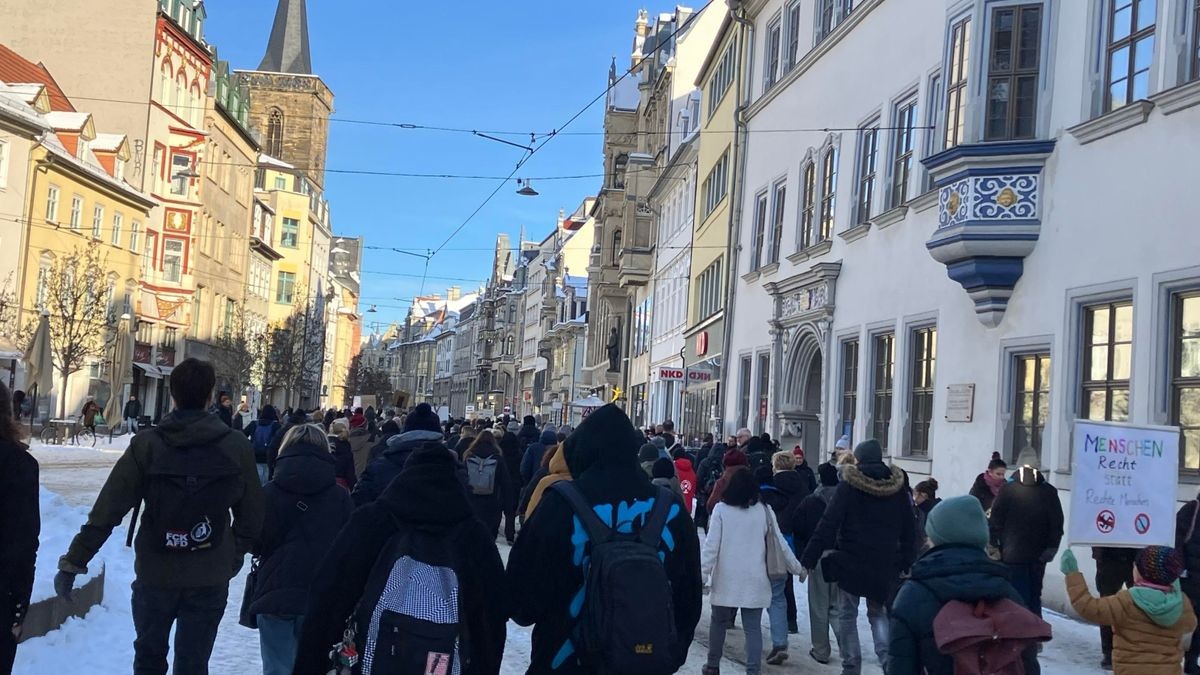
[447,286,461,301]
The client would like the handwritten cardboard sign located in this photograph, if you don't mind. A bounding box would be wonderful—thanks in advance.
[1068,420,1179,548]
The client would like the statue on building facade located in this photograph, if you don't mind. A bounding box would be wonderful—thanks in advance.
[606,326,621,372]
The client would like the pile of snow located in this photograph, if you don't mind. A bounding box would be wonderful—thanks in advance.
[31,488,108,602]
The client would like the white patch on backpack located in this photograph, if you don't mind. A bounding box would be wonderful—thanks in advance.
[362,556,461,675]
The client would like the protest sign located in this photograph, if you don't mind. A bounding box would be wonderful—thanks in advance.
[1068,420,1179,548]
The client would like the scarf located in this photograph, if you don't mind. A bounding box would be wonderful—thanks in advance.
[983,471,1005,496]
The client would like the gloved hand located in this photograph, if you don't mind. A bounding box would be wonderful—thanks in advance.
[1059,549,1079,575]
[54,571,78,602]
[1038,548,1058,564]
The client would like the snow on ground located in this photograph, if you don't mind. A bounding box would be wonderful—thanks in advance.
[19,449,1106,674]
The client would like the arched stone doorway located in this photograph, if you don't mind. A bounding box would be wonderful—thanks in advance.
[778,327,824,461]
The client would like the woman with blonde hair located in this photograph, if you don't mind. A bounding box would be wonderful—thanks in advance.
[326,419,356,490]
[246,423,353,675]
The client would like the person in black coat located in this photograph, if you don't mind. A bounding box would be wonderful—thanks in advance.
[988,448,1063,621]
[694,442,727,531]
[499,428,523,544]
[1177,494,1200,673]
[352,406,449,508]
[365,419,401,465]
[507,404,702,675]
[969,452,1008,514]
[247,424,353,675]
[294,446,507,675]
[800,439,919,674]
[326,419,357,491]
[517,415,540,454]
[0,380,37,673]
[462,431,514,541]
[793,461,841,665]
[520,429,558,486]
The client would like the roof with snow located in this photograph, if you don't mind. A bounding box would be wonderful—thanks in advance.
[0,88,51,133]
[0,43,75,112]
[43,111,90,132]
[90,133,126,153]
[258,153,295,170]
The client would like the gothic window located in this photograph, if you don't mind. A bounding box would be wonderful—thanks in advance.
[266,108,284,158]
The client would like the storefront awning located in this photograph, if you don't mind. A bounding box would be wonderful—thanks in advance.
[157,365,174,377]
[133,362,162,379]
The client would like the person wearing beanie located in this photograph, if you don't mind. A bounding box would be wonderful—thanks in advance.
[800,439,919,673]
[706,449,750,514]
[351,402,454,508]
[793,455,843,665]
[639,443,660,477]
[913,478,942,542]
[294,443,508,675]
[1063,545,1197,674]
[790,446,818,495]
[508,404,701,674]
[517,415,540,452]
[651,456,683,498]
[889,496,1044,675]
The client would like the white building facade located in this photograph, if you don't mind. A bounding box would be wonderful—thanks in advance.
[723,0,1200,610]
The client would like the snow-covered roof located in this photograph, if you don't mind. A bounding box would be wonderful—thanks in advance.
[43,110,90,131]
[90,133,126,153]
[0,82,43,104]
[41,132,153,205]
[0,89,51,133]
[258,153,294,170]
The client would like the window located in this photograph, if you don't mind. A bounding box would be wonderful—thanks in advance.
[923,72,944,192]
[757,353,771,433]
[69,195,83,231]
[152,144,165,194]
[191,288,203,335]
[908,326,937,456]
[799,160,817,248]
[92,205,104,239]
[45,185,60,223]
[770,181,786,264]
[130,221,141,252]
[945,17,972,149]
[163,327,177,350]
[818,0,836,39]
[1105,0,1156,111]
[170,153,191,195]
[1081,301,1133,421]
[1192,0,1200,82]
[114,157,125,181]
[855,123,880,223]
[274,175,287,191]
[276,271,296,304]
[708,42,737,118]
[872,332,895,449]
[786,1,803,69]
[111,212,123,246]
[1013,352,1050,464]
[163,238,184,283]
[986,5,1042,140]
[280,217,299,248]
[266,108,284,157]
[702,151,730,218]
[1173,293,1200,470]
[696,258,724,320]
[224,298,236,337]
[891,99,918,208]
[0,139,7,187]
[739,355,752,429]
[765,19,783,89]
[819,146,838,239]
[751,191,768,271]
[841,339,859,437]
[36,253,53,310]
[143,231,158,278]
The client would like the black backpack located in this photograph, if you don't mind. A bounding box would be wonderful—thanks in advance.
[550,482,679,675]
[142,429,244,552]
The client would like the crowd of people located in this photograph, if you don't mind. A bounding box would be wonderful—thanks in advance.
[3,359,1200,674]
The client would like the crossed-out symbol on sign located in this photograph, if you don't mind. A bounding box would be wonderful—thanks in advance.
[1096,510,1116,534]
[1135,513,1151,535]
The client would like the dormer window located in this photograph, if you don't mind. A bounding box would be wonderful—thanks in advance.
[115,157,126,181]
[77,136,90,161]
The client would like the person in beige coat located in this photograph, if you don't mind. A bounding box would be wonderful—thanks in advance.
[1063,545,1197,674]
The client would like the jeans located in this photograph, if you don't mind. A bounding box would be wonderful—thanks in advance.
[256,463,270,486]
[258,614,304,675]
[807,562,842,662]
[767,577,789,649]
[1007,562,1046,616]
[833,589,888,675]
[131,581,228,675]
[707,606,764,675]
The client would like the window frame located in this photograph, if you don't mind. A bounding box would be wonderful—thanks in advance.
[1081,299,1134,422]
[1104,0,1157,111]
[69,195,83,231]
[1011,350,1051,464]
[162,237,185,283]
[786,1,804,69]
[854,119,880,224]
[1192,0,1200,83]
[944,15,973,149]
[799,158,817,249]
[984,3,1044,141]
[906,325,937,457]
[756,352,771,434]
[129,220,141,253]
[818,145,838,240]
[769,179,786,264]
[871,331,896,451]
[275,270,296,305]
[738,355,752,429]
[840,338,860,440]
[280,216,299,249]
[111,212,123,246]
[751,190,769,271]
[46,184,60,223]
[91,204,104,240]
[169,153,192,196]
[765,16,783,90]
[1171,291,1200,471]
[890,97,918,209]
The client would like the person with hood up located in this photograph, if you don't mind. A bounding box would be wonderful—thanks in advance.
[462,430,514,539]
[639,443,660,477]
[673,448,698,515]
[500,424,523,544]
[1063,545,1197,675]
[888,496,1047,675]
[246,423,353,675]
[969,452,1008,514]
[800,439,919,675]
[651,457,682,498]
[346,409,373,477]
[352,403,449,507]
[522,442,572,517]
[508,404,701,674]
[293,445,508,675]
[54,358,264,674]
[244,405,281,485]
[702,467,806,672]
[517,414,540,453]
[326,419,357,491]
[793,462,843,666]
[0,380,37,673]
[521,428,559,486]
[988,448,1063,627]
[365,418,401,465]
[762,451,810,637]
[707,448,750,514]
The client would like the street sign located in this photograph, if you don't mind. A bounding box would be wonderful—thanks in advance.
[465,404,476,413]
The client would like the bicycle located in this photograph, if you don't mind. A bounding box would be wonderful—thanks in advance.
[39,417,97,447]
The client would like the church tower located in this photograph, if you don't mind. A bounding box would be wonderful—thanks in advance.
[237,0,332,189]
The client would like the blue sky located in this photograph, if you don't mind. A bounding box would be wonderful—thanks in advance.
[205,1,654,331]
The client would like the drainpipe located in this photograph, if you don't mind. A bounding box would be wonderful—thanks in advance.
[716,4,755,437]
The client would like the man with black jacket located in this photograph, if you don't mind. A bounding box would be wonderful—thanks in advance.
[800,439,919,675]
[507,404,702,674]
[1177,494,1200,674]
[0,380,38,674]
[54,358,264,674]
[352,403,450,507]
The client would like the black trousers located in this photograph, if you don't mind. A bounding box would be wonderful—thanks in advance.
[1,625,15,675]
[1095,557,1135,659]
[784,574,797,627]
[131,581,228,675]
[1184,582,1200,669]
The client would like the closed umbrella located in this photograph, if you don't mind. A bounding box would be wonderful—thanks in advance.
[23,311,53,422]
[104,314,134,424]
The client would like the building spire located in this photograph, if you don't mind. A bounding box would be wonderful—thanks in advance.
[258,0,312,75]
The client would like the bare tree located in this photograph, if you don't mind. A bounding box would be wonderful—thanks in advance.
[0,272,18,344]
[210,303,267,399]
[344,352,393,406]
[24,247,117,417]
[261,289,324,408]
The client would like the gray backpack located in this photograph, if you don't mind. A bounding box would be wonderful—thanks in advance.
[466,456,498,495]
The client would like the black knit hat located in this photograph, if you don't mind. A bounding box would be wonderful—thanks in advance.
[404,403,442,433]
[818,461,839,487]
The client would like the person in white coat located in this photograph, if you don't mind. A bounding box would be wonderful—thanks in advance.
[701,466,806,674]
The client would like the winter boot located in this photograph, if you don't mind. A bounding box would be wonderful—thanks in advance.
[765,647,788,665]
[701,666,720,675]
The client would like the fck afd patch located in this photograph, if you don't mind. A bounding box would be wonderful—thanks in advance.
[165,517,214,550]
